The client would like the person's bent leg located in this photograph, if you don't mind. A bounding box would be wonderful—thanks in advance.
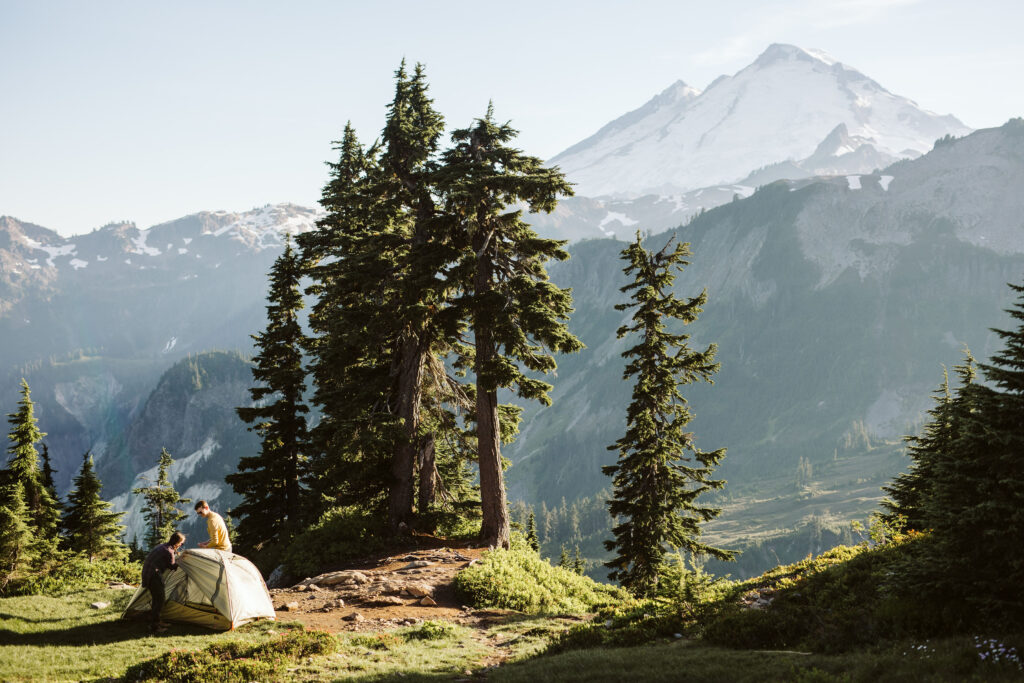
[149,575,165,631]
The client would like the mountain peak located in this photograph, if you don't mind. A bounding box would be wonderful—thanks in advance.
[549,44,971,197]
[658,79,702,104]
[754,43,837,67]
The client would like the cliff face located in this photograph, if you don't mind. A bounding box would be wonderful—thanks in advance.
[108,351,258,544]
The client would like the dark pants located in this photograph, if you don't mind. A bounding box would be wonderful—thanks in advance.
[149,573,165,627]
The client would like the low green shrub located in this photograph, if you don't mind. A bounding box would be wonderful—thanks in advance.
[454,536,630,614]
[404,619,459,641]
[546,607,686,655]
[283,506,390,577]
[7,551,140,597]
[122,628,338,682]
[348,632,402,651]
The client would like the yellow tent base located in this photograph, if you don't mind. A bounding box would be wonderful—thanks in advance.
[124,600,273,631]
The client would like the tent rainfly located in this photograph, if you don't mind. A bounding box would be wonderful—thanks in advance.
[123,549,276,630]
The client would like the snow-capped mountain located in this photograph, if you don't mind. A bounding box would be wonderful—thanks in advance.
[550,43,972,198]
[1,203,319,284]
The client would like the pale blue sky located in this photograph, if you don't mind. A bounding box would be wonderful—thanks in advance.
[2,0,1022,236]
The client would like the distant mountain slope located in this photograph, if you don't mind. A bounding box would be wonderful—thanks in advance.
[508,121,1024,547]
[549,44,971,198]
[0,204,319,493]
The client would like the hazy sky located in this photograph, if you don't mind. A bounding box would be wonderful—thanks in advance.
[3,0,1022,236]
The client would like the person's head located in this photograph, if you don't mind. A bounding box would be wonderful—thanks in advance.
[168,531,186,549]
[194,500,210,517]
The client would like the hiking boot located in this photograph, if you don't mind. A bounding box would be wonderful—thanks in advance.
[150,624,168,634]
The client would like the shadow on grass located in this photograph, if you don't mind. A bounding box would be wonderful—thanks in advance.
[0,617,215,647]
[0,611,73,625]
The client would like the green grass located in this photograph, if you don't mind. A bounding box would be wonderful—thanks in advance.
[0,589,285,681]
[3,584,1022,681]
[490,638,1024,683]
[0,588,561,681]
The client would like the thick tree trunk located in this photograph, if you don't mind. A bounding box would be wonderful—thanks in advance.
[390,337,425,531]
[473,218,510,549]
[476,374,510,549]
[417,434,437,513]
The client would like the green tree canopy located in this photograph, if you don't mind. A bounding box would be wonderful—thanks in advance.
[439,104,582,548]
[231,237,310,559]
[132,448,190,548]
[61,452,126,562]
[4,379,60,558]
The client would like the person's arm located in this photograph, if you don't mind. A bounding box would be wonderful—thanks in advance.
[167,545,180,571]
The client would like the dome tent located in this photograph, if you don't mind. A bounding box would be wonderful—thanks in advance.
[123,549,275,630]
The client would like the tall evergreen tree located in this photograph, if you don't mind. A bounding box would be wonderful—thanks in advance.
[4,379,60,557]
[40,443,58,503]
[231,238,310,556]
[379,61,450,530]
[526,511,540,552]
[0,485,34,591]
[922,284,1024,613]
[880,367,956,531]
[603,232,732,597]
[301,64,474,532]
[298,122,395,516]
[439,104,582,548]
[132,448,190,548]
[61,452,126,562]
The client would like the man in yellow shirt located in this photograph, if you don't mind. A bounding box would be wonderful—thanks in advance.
[194,500,232,552]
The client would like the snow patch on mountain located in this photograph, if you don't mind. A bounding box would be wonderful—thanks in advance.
[206,204,321,250]
[130,230,161,256]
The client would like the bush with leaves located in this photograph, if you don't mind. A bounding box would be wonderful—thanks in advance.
[453,533,628,613]
[283,506,389,578]
[9,550,138,596]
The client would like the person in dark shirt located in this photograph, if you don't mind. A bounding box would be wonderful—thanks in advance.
[141,531,185,633]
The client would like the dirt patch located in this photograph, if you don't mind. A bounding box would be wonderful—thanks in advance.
[269,546,494,633]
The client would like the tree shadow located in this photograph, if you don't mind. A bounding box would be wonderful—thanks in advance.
[0,611,71,625]
[0,617,213,647]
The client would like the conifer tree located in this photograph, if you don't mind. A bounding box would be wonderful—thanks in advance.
[0,485,34,591]
[61,452,125,562]
[439,104,582,548]
[128,534,146,562]
[526,511,540,552]
[558,544,570,569]
[880,367,955,530]
[133,448,190,548]
[298,122,395,516]
[40,443,58,503]
[231,238,310,556]
[301,65,464,530]
[923,284,1024,610]
[4,379,60,556]
[572,544,584,575]
[377,62,459,530]
[603,232,732,597]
